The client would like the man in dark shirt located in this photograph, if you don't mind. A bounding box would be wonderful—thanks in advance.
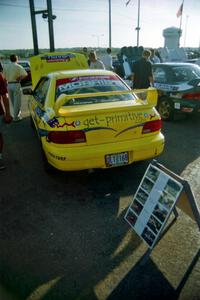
[132,49,154,89]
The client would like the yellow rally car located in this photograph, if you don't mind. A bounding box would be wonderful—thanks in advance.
[24,52,165,171]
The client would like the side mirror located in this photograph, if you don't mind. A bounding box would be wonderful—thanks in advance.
[23,87,33,95]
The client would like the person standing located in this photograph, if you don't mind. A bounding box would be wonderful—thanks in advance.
[0,63,13,170]
[149,49,161,64]
[82,47,90,66]
[132,49,154,89]
[3,54,27,121]
[102,48,113,70]
[89,51,105,70]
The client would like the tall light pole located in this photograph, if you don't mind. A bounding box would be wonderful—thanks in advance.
[108,0,112,48]
[46,0,55,52]
[126,0,141,47]
[29,0,56,54]
[29,0,39,54]
[135,0,141,47]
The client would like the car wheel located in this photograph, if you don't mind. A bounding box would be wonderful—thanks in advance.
[157,98,173,121]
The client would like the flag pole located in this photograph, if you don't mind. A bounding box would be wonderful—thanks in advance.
[183,15,189,47]
[179,0,184,32]
[177,0,184,47]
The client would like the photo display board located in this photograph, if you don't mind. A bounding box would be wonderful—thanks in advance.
[124,163,183,249]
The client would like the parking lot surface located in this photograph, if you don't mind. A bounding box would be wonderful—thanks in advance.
[0,95,200,300]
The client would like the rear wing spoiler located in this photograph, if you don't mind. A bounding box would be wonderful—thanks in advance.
[30,52,88,88]
[54,88,158,115]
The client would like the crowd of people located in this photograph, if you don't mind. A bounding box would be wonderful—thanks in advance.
[82,47,114,70]
[82,47,160,89]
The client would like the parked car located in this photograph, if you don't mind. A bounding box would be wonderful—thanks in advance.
[23,52,164,172]
[152,62,200,120]
[18,60,32,86]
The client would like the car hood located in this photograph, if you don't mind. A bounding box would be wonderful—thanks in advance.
[30,51,88,88]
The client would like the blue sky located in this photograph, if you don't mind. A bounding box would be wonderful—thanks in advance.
[0,0,200,50]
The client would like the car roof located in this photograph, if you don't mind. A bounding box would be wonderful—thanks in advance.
[18,60,30,64]
[153,62,197,67]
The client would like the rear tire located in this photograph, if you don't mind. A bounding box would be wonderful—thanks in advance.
[157,98,174,121]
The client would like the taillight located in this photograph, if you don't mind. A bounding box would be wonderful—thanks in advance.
[47,130,86,144]
[142,119,162,134]
[182,92,200,100]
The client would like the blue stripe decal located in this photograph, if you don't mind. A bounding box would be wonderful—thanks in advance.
[83,127,117,133]
[115,123,145,137]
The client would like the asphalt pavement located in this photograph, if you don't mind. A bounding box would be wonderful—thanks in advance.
[0,93,200,300]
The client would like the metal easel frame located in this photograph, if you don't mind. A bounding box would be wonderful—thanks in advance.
[140,159,200,265]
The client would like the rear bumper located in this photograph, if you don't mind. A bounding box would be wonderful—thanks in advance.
[42,133,165,171]
[172,98,200,114]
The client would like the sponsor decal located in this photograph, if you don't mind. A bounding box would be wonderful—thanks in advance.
[35,106,44,118]
[154,83,179,91]
[41,54,76,63]
[56,75,118,86]
[57,80,121,93]
[46,117,75,128]
[38,128,48,137]
[78,112,154,129]
[47,117,60,128]
[42,107,55,122]
[74,112,156,137]
[155,82,193,92]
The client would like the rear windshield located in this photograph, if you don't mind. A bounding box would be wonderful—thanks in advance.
[55,75,135,105]
[18,62,30,68]
[171,65,200,83]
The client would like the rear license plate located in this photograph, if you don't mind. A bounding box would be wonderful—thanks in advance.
[105,152,129,167]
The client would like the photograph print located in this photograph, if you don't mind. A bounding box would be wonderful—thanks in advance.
[164,178,182,198]
[146,165,160,182]
[152,203,168,223]
[141,226,156,247]
[125,210,138,228]
[136,189,148,205]
[131,199,144,216]
[147,214,162,235]
[158,191,175,211]
[141,177,154,193]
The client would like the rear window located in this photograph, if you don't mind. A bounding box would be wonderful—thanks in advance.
[55,75,135,105]
[171,65,200,82]
[18,61,30,69]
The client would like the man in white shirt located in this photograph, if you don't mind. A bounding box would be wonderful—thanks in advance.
[102,48,113,71]
[3,54,27,121]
